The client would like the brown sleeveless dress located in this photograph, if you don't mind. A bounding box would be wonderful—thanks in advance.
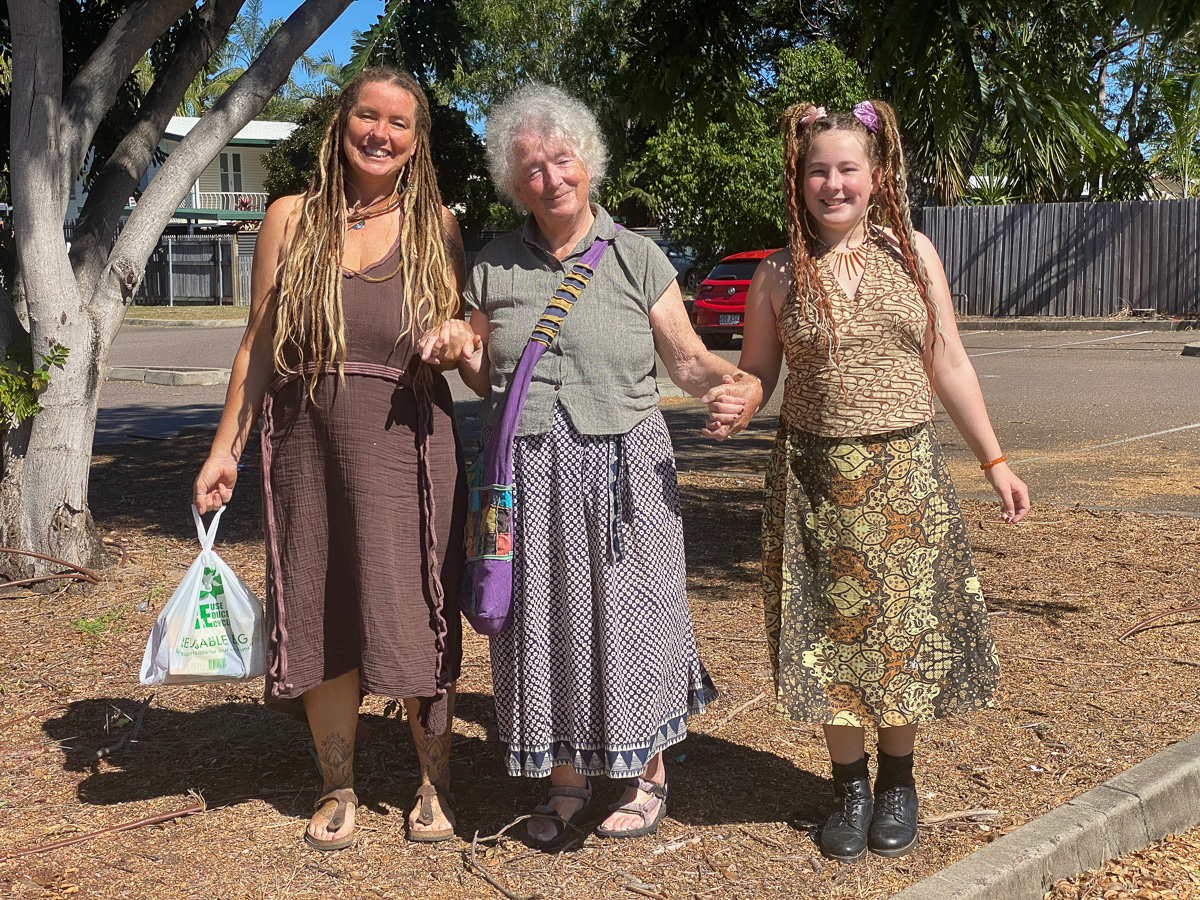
[259,233,465,732]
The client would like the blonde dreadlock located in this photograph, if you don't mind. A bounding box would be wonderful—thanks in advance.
[272,68,459,397]
[780,99,940,368]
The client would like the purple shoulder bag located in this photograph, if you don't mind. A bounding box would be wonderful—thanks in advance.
[460,234,615,635]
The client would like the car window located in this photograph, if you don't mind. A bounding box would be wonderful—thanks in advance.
[706,260,763,281]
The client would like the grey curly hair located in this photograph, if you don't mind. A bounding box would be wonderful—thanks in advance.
[485,84,610,211]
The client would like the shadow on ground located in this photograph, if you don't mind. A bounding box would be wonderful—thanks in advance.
[42,691,829,837]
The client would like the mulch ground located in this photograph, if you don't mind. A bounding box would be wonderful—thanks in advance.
[1,431,1198,900]
[1046,826,1200,900]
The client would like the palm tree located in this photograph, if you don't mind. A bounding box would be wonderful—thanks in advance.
[1158,71,1200,197]
[177,0,341,119]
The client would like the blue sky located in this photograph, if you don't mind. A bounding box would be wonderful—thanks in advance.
[261,0,385,66]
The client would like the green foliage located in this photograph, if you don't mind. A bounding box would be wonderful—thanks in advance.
[71,605,128,639]
[769,44,866,118]
[343,0,471,92]
[641,108,784,267]
[175,0,341,120]
[964,166,1020,205]
[1097,156,1154,200]
[1157,71,1200,196]
[262,94,338,199]
[0,340,70,427]
[634,44,863,265]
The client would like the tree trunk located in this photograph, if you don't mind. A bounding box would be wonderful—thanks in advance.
[4,0,352,581]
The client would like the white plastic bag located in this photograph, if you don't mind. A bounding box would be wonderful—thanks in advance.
[139,505,266,685]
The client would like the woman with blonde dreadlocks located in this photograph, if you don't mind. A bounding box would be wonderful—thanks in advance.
[704,100,1030,863]
[193,68,476,850]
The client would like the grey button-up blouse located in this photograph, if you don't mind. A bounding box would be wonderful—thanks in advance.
[464,205,679,437]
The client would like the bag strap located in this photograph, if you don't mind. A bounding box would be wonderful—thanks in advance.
[526,231,617,349]
[479,232,618,486]
[191,504,225,551]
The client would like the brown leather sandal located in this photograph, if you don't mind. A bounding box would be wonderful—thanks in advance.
[406,783,456,843]
[304,787,358,851]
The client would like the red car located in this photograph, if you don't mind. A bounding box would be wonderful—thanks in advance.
[690,249,778,349]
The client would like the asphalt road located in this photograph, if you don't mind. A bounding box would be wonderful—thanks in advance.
[99,325,1200,514]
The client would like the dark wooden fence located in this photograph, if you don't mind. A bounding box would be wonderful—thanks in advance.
[137,234,244,305]
[922,199,1200,318]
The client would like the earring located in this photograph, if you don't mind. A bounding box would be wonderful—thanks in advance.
[396,158,413,195]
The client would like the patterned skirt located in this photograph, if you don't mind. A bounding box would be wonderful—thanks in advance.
[762,420,999,727]
[489,405,716,778]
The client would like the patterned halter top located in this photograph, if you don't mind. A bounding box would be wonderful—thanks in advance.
[776,231,935,437]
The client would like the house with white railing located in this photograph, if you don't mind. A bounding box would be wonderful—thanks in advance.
[66,116,296,225]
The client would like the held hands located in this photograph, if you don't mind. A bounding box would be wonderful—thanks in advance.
[701,373,763,441]
[418,320,482,370]
[984,462,1031,524]
[193,455,238,515]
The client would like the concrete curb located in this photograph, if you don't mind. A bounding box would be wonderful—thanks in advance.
[1183,342,1200,357]
[956,317,1198,332]
[124,317,246,328]
[105,365,230,386]
[892,731,1200,900]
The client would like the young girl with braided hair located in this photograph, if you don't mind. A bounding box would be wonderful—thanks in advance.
[704,99,1029,862]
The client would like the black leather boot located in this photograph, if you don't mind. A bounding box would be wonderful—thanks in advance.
[820,756,873,863]
[869,750,919,858]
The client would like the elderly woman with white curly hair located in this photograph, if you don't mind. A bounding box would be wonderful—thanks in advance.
[439,84,762,847]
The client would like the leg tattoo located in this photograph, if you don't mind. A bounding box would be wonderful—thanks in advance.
[318,733,354,790]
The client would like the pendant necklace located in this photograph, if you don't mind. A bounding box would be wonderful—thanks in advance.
[347,187,402,230]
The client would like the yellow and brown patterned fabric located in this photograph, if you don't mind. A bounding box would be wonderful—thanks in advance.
[776,232,933,437]
[762,422,999,726]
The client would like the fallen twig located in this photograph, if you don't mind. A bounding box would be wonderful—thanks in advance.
[1006,653,1125,669]
[0,802,204,861]
[618,870,666,900]
[622,884,665,900]
[476,814,537,844]
[652,835,701,855]
[1118,605,1200,643]
[90,696,152,763]
[0,548,100,585]
[920,808,999,826]
[738,826,787,851]
[699,691,767,737]
[0,703,72,732]
[466,829,541,900]
[696,633,767,644]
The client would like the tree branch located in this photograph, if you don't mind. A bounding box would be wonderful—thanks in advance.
[70,0,247,303]
[103,0,354,321]
[61,0,198,183]
[8,0,78,310]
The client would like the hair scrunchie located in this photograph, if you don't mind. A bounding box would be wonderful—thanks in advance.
[799,105,827,126]
[852,100,879,134]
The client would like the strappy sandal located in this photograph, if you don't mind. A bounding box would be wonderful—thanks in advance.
[304,787,358,851]
[595,776,669,839]
[527,778,593,850]
[406,783,457,843]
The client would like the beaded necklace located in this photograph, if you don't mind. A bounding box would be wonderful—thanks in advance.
[826,240,870,279]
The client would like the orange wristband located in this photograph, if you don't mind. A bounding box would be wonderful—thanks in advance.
[980,455,1006,470]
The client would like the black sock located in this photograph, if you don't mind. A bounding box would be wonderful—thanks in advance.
[831,754,870,784]
[874,749,915,793]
